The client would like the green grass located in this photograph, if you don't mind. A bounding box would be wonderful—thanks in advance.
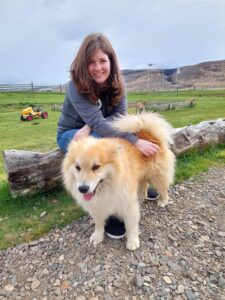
[175,144,225,183]
[0,90,225,249]
[128,90,225,128]
[0,182,85,249]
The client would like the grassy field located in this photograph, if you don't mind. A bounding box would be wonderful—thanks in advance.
[0,89,225,249]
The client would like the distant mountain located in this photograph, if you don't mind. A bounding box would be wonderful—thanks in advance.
[54,59,225,92]
[122,59,225,91]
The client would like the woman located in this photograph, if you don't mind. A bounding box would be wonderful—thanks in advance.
[57,33,159,238]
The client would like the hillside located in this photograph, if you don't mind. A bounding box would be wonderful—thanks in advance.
[123,59,225,91]
[54,59,225,92]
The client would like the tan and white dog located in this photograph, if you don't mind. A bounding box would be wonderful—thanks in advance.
[62,112,176,250]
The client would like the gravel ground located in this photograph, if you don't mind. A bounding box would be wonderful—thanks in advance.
[0,166,225,300]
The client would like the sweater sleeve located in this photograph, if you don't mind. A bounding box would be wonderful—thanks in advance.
[68,81,138,144]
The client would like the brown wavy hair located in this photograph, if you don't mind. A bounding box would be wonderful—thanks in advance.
[70,33,124,105]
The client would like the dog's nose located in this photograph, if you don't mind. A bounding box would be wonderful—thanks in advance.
[78,185,89,194]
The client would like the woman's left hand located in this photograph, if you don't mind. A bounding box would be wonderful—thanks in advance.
[73,124,91,141]
[135,138,160,156]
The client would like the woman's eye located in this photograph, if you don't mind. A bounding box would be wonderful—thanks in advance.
[92,164,100,171]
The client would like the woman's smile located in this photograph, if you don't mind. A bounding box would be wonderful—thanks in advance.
[88,49,111,86]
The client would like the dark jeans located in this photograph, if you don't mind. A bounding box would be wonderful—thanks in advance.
[57,129,101,152]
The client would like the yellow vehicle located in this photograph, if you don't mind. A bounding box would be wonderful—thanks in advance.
[20,107,48,121]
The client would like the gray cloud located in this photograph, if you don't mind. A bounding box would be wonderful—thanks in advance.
[0,0,224,84]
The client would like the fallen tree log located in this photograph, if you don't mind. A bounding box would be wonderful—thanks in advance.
[171,118,225,155]
[3,149,65,197]
[3,118,225,197]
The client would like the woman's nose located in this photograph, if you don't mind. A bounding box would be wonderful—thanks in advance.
[94,62,101,70]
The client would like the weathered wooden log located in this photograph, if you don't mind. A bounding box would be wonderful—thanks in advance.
[3,118,225,197]
[3,149,65,197]
[171,118,225,155]
[130,98,196,113]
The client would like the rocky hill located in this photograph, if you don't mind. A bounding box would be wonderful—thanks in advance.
[123,59,225,92]
[54,59,225,92]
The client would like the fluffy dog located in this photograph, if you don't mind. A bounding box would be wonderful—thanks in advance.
[62,112,176,251]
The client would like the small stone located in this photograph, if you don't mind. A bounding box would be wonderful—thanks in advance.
[163,276,172,284]
[212,241,221,247]
[113,279,122,288]
[177,284,185,294]
[95,286,104,294]
[58,254,64,261]
[4,284,14,292]
[60,281,70,289]
[93,265,101,272]
[215,250,222,257]
[209,274,218,284]
[137,262,146,269]
[54,287,61,296]
[41,268,49,276]
[186,290,196,300]
[157,289,166,297]
[218,231,225,237]
[187,272,196,281]
[218,276,225,288]
[29,241,39,247]
[31,279,40,290]
[200,235,210,242]
[196,220,207,226]
[191,225,198,230]
[54,279,61,286]
[133,274,143,287]
[143,275,151,283]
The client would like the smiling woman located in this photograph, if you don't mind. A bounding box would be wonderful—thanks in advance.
[57,33,159,155]
[56,32,161,240]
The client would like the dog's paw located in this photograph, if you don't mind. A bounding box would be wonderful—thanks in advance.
[90,231,104,246]
[126,237,140,251]
[157,198,168,207]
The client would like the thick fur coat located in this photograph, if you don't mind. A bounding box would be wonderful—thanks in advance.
[62,112,176,250]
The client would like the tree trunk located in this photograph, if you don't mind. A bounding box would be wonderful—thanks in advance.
[3,149,64,197]
[171,118,225,155]
[3,118,225,197]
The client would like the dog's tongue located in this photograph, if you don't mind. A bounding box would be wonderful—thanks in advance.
[84,192,94,201]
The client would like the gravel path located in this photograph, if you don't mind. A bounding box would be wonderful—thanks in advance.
[0,167,225,300]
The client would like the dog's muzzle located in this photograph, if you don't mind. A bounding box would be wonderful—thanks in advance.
[77,180,103,201]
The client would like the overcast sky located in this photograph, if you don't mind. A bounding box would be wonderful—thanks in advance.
[0,0,225,85]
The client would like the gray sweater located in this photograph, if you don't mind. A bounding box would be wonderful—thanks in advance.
[57,80,138,144]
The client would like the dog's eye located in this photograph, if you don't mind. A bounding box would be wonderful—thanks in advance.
[92,164,100,171]
[75,164,81,171]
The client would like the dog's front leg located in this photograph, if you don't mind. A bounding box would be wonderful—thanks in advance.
[90,217,105,246]
[124,202,140,251]
[138,181,148,201]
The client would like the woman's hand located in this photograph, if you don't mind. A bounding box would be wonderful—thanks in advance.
[135,138,159,156]
[73,124,91,141]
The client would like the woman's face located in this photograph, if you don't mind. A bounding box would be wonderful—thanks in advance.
[88,49,111,86]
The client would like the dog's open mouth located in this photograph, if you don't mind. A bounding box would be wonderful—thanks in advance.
[83,179,103,201]
[83,192,94,201]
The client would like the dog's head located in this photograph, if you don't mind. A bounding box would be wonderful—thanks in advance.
[62,137,121,202]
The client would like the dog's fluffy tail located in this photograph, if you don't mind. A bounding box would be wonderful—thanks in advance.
[112,112,174,146]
